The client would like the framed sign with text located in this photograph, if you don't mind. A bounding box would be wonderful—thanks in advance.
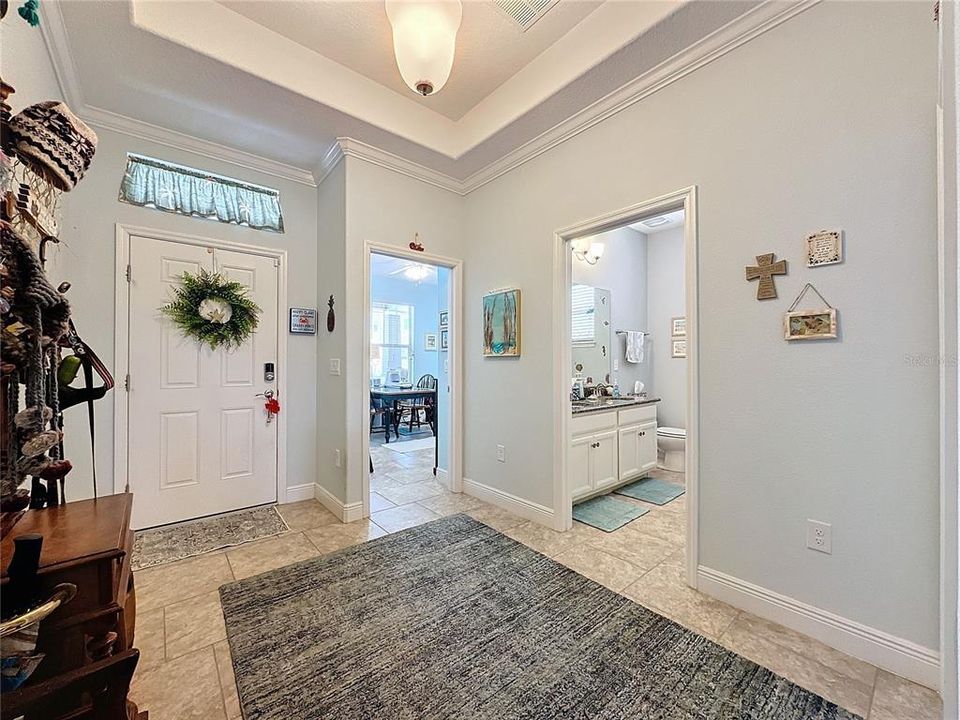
[289,307,318,335]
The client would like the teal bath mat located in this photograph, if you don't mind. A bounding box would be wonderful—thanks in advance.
[572,495,648,532]
[615,478,685,506]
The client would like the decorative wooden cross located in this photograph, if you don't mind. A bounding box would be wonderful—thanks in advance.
[745,253,787,300]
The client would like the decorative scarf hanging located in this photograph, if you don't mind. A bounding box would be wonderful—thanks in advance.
[119,154,285,233]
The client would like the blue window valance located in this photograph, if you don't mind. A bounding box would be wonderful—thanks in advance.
[119,154,284,233]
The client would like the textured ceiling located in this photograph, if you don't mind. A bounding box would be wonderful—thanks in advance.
[216,0,602,120]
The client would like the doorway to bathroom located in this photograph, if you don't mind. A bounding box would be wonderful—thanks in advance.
[554,187,700,587]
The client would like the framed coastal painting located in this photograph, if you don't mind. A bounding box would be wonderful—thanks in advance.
[482,288,521,357]
[439,311,449,328]
[671,338,687,358]
[440,329,449,350]
[783,308,838,340]
[425,333,438,351]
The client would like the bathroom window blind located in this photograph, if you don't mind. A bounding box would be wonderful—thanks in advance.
[571,284,595,345]
[118,154,284,233]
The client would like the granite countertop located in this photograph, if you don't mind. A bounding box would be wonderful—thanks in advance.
[571,397,660,416]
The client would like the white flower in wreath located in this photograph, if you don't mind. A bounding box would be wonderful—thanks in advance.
[198,297,233,325]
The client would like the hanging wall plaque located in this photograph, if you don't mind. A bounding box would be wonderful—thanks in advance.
[805,230,843,267]
[289,307,317,335]
[784,283,838,340]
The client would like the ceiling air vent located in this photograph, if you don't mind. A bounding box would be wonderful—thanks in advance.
[494,0,560,32]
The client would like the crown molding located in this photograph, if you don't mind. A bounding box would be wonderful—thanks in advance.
[459,0,820,194]
[38,0,817,196]
[38,0,84,109]
[337,138,466,196]
[39,0,318,188]
[81,104,318,187]
[315,142,345,187]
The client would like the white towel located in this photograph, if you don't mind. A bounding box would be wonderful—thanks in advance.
[625,331,645,363]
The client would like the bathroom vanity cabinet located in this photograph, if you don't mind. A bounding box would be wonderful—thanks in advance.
[570,402,658,501]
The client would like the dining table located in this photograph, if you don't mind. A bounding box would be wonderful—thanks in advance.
[370,386,438,474]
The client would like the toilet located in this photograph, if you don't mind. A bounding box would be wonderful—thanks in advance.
[657,427,686,472]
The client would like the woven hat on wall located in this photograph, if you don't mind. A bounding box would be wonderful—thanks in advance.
[8,101,97,191]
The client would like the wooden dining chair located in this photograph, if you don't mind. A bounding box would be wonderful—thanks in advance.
[396,374,437,432]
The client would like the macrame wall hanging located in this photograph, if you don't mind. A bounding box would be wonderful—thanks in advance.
[161,269,262,350]
[783,282,838,341]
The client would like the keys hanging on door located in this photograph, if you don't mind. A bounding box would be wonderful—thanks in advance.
[256,389,280,424]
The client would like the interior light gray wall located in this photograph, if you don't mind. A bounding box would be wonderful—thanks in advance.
[571,226,649,392]
[48,126,320,502]
[646,227,686,429]
[316,161,347,501]
[342,158,464,506]
[463,2,939,649]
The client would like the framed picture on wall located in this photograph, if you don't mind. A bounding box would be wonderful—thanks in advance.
[439,311,449,328]
[425,333,438,351]
[783,308,838,340]
[440,329,448,350]
[671,338,687,358]
[482,288,521,357]
[671,316,686,337]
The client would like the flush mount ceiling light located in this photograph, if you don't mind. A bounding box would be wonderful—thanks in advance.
[571,239,605,265]
[385,0,462,96]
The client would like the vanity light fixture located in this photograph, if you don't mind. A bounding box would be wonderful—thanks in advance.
[386,0,463,96]
[572,239,605,265]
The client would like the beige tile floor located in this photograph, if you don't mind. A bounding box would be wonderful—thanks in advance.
[129,446,942,720]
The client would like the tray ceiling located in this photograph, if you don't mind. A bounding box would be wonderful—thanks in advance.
[215,0,602,121]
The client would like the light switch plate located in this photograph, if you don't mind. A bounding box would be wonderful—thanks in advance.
[496,444,506,463]
[329,358,341,376]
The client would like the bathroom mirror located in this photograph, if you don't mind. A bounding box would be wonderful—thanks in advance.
[571,283,612,385]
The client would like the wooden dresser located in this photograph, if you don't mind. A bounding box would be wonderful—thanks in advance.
[0,493,141,718]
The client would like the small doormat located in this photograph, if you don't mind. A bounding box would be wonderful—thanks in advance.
[615,478,686,506]
[572,495,648,532]
[384,437,435,454]
[131,506,289,571]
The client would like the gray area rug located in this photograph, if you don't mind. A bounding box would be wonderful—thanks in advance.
[219,514,861,720]
[132,506,288,570]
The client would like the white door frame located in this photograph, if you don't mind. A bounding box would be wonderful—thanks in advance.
[937,0,959,711]
[552,186,700,588]
[113,224,289,503]
[360,241,464,519]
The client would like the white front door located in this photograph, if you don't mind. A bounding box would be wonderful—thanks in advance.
[126,235,280,529]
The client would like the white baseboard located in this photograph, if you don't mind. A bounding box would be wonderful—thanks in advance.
[436,467,449,489]
[314,483,365,523]
[697,566,940,690]
[463,477,554,528]
[283,483,315,503]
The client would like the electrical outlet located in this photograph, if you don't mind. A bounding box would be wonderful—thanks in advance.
[613,358,619,371]
[329,358,341,376]
[496,444,506,463]
[806,519,832,554]
[334,449,342,468]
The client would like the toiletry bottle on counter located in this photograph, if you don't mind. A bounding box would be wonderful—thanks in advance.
[612,377,620,398]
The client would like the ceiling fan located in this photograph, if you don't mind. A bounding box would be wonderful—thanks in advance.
[388,260,435,284]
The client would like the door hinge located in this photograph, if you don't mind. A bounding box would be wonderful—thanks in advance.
[124,374,130,391]
[125,264,132,283]
[273,258,280,268]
